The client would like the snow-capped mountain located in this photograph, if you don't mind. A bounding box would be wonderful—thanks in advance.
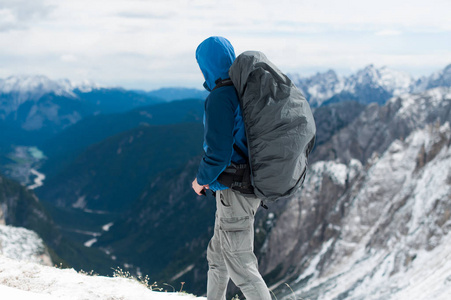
[3,68,450,299]
[256,87,451,299]
[422,64,451,90]
[0,224,52,266]
[0,75,101,115]
[0,75,162,145]
[347,64,414,96]
[289,70,346,106]
[291,64,450,107]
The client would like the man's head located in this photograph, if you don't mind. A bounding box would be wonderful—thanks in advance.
[196,36,236,91]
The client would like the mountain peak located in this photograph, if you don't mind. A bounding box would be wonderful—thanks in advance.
[312,69,339,81]
[0,75,70,95]
[355,64,382,80]
[362,63,376,70]
[0,74,102,99]
[348,64,414,97]
[426,63,451,89]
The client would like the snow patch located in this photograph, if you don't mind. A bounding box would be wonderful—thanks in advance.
[295,239,334,283]
[171,264,195,282]
[310,161,348,186]
[0,255,205,300]
[0,225,52,266]
[102,222,114,232]
[72,196,86,209]
[84,238,97,248]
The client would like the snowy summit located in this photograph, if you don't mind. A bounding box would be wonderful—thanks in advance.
[0,74,102,105]
[0,255,205,300]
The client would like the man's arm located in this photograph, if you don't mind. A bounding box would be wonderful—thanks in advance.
[196,90,236,186]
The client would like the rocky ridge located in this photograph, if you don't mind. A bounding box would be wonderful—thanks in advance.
[257,87,451,299]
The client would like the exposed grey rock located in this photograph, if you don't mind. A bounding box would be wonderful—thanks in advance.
[312,101,366,147]
[311,87,451,164]
[254,87,451,300]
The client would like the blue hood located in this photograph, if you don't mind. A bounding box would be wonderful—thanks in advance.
[196,36,236,91]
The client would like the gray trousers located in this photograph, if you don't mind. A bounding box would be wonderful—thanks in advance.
[207,188,271,300]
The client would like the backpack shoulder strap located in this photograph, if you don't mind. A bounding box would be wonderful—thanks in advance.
[212,78,234,91]
[212,79,247,160]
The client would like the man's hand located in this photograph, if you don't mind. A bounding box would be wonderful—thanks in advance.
[192,178,209,196]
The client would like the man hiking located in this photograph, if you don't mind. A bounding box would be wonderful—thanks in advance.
[192,36,272,300]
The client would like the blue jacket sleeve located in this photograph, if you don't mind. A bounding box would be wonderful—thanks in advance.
[196,90,235,186]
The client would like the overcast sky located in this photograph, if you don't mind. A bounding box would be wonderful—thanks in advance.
[1,0,450,90]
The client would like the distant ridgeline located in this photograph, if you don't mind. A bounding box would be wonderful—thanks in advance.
[290,63,451,107]
[0,64,450,299]
[0,75,208,147]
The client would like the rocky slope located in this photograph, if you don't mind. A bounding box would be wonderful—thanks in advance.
[36,122,204,212]
[39,99,204,177]
[0,174,118,274]
[256,87,451,299]
[311,87,451,164]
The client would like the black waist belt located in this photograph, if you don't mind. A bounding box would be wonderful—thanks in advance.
[217,162,254,195]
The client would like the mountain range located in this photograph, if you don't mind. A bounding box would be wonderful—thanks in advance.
[2,63,450,149]
[2,63,450,140]
[0,75,164,147]
[262,86,451,299]
[38,99,204,177]
[290,63,451,107]
[37,122,204,212]
[0,63,450,299]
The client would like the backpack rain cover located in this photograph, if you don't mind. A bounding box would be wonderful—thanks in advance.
[229,51,316,201]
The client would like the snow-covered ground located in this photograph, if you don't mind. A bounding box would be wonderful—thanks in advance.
[0,225,52,266]
[0,255,206,300]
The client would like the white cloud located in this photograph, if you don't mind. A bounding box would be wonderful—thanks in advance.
[0,0,450,89]
[60,54,77,62]
[375,30,403,36]
[0,0,54,31]
[0,8,17,31]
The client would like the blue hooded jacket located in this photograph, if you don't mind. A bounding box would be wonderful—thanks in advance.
[195,36,248,191]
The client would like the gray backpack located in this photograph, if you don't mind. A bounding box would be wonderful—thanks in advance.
[228,51,316,202]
